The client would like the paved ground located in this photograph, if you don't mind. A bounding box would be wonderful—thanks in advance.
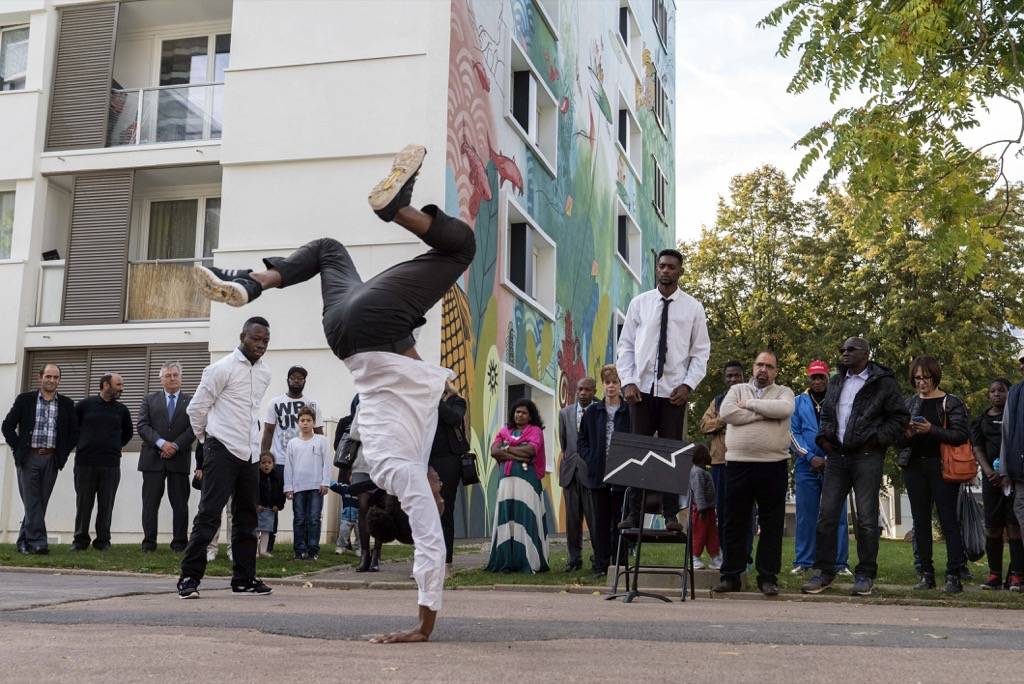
[1,570,1022,682]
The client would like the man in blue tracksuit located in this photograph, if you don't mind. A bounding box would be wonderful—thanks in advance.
[791,360,849,574]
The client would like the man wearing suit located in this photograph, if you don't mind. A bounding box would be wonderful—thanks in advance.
[137,361,196,552]
[558,377,596,572]
[2,363,79,554]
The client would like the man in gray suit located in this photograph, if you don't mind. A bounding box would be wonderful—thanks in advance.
[137,361,196,552]
[558,376,596,572]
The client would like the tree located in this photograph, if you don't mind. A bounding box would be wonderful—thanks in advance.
[761,0,1024,271]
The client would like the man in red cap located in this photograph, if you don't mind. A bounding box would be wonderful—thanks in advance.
[789,360,849,574]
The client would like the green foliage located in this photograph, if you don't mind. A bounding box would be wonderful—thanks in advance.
[760,0,1024,269]
[682,166,1024,484]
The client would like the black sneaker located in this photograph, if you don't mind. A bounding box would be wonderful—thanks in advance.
[177,576,200,599]
[800,572,834,594]
[368,144,426,221]
[294,552,308,561]
[232,577,272,596]
[711,577,741,594]
[913,572,936,590]
[850,575,874,596]
[760,581,780,597]
[192,265,263,307]
[943,574,963,594]
[310,553,320,561]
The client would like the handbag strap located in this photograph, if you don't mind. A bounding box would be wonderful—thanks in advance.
[942,395,948,429]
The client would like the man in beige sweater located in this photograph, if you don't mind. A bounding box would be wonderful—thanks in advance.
[711,351,795,597]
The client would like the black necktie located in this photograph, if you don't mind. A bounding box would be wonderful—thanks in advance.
[656,297,671,379]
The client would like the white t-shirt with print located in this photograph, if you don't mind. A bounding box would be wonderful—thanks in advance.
[264,394,324,464]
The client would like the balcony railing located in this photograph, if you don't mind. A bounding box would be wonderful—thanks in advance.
[126,258,211,321]
[107,83,224,147]
[36,260,65,325]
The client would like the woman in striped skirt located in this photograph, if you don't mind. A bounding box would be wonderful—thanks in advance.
[486,398,550,573]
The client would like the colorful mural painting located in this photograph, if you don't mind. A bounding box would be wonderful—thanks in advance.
[442,0,675,536]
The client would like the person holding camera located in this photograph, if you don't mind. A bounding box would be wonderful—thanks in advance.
[429,380,469,566]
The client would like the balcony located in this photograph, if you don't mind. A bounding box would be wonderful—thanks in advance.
[126,258,212,321]
[108,83,224,147]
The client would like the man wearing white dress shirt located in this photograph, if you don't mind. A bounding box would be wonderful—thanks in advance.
[616,249,711,530]
[177,316,273,598]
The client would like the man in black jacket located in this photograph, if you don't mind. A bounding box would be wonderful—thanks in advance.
[428,380,468,565]
[137,361,195,552]
[72,373,134,551]
[801,337,909,596]
[2,364,78,554]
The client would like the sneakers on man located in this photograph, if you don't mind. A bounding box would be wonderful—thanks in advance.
[913,572,936,590]
[692,556,705,570]
[192,265,263,307]
[850,575,874,596]
[980,572,1002,590]
[711,577,741,594]
[177,576,200,599]
[800,572,834,594]
[760,581,780,597]
[943,574,963,594]
[1008,573,1023,592]
[368,144,426,222]
[231,577,273,596]
[790,566,808,575]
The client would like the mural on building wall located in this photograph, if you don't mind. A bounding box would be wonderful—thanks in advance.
[442,0,675,535]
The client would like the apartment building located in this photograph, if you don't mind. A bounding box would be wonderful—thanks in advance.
[0,0,675,544]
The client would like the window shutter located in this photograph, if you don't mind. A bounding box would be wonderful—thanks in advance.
[24,349,90,402]
[62,171,134,324]
[45,3,119,151]
[147,343,210,396]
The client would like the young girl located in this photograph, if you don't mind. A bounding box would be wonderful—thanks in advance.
[284,406,332,560]
[689,443,721,570]
[257,452,285,558]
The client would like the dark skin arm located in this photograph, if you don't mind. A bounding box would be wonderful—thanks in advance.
[668,384,692,407]
[370,605,437,644]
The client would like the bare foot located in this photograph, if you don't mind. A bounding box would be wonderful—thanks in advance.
[369,628,430,644]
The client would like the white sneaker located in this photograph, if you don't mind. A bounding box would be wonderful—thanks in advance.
[206,550,217,562]
[791,566,807,575]
[837,567,853,576]
[692,556,705,570]
[334,546,345,555]
[710,554,723,570]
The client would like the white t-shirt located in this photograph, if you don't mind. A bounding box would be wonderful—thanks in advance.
[283,434,332,493]
[264,394,323,464]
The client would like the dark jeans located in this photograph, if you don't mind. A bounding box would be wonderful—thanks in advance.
[429,454,461,564]
[263,205,475,360]
[267,464,284,553]
[292,490,325,556]
[180,438,259,582]
[624,393,685,519]
[904,455,965,577]
[16,454,59,550]
[589,486,614,572]
[814,451,884,578]
[141,470,190,550]
[562,475,592,565]
[720,460,788,587]
[73,465,121,548]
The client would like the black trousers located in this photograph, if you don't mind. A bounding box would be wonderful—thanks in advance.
[429,454,462,564]
[625,392,685,518]
[720,460,788,587]
[561,475,592,565]
[16,454,58,550]
[73,465,121,548]
[905,455,965,577]
[180,438,259,582]
[141,470,190,550]
[589,486,613,571]
[263,205,475,359]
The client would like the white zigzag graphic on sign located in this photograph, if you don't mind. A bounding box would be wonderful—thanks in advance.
[603,443,695,482]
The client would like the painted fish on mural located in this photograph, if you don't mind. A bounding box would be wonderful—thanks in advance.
[556,312,587,409]
[461,130,492,218]
[487,135,524,195]
[472,60,490,92]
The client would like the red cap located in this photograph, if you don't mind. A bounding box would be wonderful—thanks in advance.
[807,360,830,377]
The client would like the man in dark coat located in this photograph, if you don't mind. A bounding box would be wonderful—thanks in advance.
[3,363,78,554]
[137,361,196,552]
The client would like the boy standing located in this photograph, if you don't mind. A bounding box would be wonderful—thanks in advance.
[283,406,332,560]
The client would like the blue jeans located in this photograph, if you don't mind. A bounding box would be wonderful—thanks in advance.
[291,490,324,556]
[794,465,849,569]
[813,451,884,579]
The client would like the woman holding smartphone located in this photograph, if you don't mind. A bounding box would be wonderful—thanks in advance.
[897,356,971,593]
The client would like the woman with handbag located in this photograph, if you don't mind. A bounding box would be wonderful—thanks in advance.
[429,380,469,566]
[897,356,971,593]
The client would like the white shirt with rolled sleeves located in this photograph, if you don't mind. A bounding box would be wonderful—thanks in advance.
[616,287,711,398]
[187,348,272,462]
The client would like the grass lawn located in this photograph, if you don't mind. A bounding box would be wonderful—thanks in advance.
[0,543,413,578]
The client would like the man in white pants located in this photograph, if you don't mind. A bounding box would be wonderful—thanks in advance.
[192,144,474,643]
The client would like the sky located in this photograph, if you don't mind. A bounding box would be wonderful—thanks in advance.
[674,0,1024,243]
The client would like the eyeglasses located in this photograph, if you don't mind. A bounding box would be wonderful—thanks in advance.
[912,375,933,382]
[839,346,865,353]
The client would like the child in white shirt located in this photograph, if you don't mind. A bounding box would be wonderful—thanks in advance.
[283,407,332,560]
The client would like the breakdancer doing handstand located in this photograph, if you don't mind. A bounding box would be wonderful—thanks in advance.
[193,145,474,643]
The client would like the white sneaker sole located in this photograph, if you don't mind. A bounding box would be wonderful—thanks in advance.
[192,265,249,307]
[178,591,199,600]
[231,588,273,596]
[368,144,426,211]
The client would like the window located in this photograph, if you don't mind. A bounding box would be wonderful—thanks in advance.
[0,190,13,259]
[613,309,626,350]
[617,90,642,179]
[504,195,556,318]
[156,33,230,142]
[653,69,668,132]
[652,156,667,220]
[617,1,642,74]
[533,0,560,38]
[652,0,668,48]
[145,197,220,262]
[508,38,558,175]
[0,25,28,91]
[616,199,641,281]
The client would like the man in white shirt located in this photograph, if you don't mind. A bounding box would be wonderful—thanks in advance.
[616,249,711,530]
[190,144,472,644]
[177,317,274,599]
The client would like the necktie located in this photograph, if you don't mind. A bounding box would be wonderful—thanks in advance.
[167,394,176,418]
[656,297,671,379]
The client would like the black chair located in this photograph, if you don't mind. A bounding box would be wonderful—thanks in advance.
[607,486,695,602]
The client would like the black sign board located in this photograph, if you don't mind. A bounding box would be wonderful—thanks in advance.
[603,432,694,495]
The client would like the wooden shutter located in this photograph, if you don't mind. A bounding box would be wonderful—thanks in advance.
[62,171,134,324]
[45,3,119,151]
[24,349,90,402]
